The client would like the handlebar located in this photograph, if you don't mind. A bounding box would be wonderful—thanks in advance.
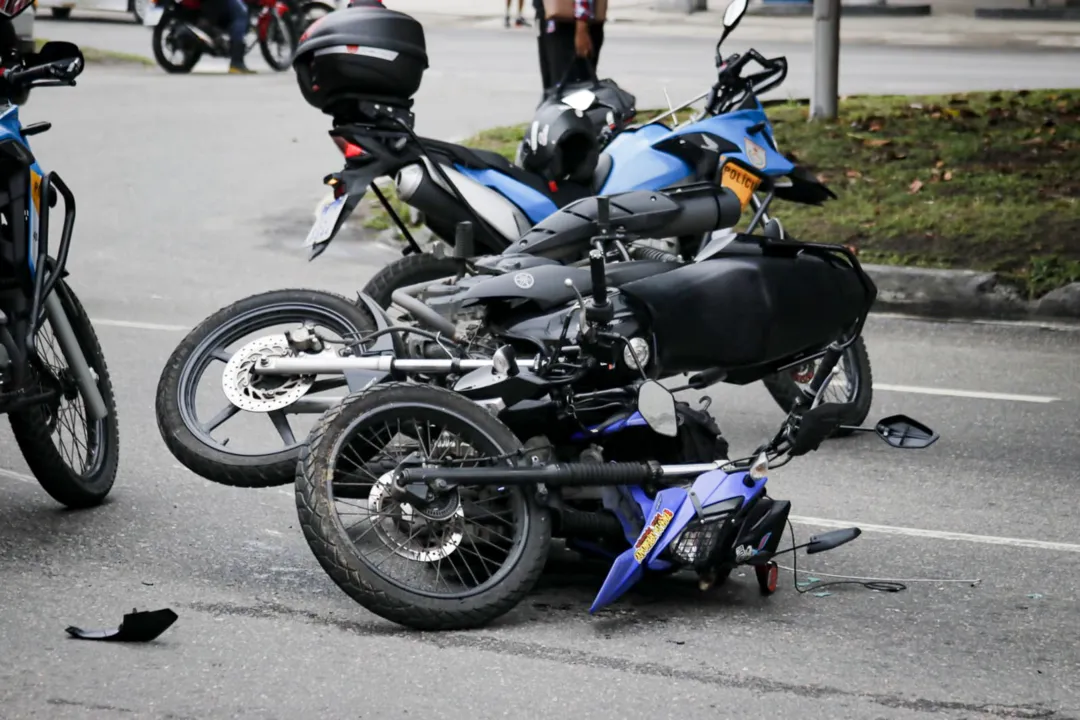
[588,249,608,307]
[706,48,787,115]
[1,58,82,89]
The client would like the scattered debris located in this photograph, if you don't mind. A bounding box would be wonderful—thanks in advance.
[813,592,832,598]
[66,608,178,643]
[1027,593,1044,600]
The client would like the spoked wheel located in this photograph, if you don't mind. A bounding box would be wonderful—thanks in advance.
[295,383,551,631]
[761,336,873,437]
[152,15,203,74]
[155,289,376,488]
[259,11,297,71]
[9,281,120,508]
[296,0,333,33]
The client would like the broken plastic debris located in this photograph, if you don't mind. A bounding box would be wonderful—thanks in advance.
[66,608,178,642]
[813,592,832,598]
[1027,593,1043,600]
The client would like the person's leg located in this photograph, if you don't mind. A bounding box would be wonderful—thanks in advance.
[504,0,511,27]
[227,0,252,72]
[536,6,552,95]
[544,20,577,91]
[589,21,604,72]
[515,0,529,26]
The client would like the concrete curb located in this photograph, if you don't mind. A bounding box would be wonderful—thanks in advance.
[748,2,932,17]
[864,265,1080,322]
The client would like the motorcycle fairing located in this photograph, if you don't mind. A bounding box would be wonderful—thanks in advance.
[589,468,767,613]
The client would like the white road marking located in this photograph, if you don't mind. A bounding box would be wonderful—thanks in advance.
[0,468,35,485]
[792,515,1080,554]
[874,312,1080,333]
[873,383,1059,404]
[92,318,189,332]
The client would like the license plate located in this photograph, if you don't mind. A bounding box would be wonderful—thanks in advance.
[143,4,164,26]
[720,162,762,211]
[303,194,347,248]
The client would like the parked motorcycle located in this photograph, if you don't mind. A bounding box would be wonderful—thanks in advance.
[279,194,938,630]
[144,0,297,73]
[0,39,121,508]
[152,0,870,491]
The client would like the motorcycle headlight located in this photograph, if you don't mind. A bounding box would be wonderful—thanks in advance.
[623,337,650,371]
[667,496,743,567]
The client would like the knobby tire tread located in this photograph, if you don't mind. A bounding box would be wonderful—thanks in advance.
[294,383,551,631]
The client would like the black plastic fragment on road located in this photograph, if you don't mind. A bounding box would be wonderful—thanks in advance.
[65,608,178,642]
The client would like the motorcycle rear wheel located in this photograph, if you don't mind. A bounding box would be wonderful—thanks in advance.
[761,336,873,436]
[152,16,203,74]
[361,252,461,311]
[295,383,551,631]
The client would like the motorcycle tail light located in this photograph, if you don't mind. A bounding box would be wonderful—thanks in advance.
[332,137,364,159]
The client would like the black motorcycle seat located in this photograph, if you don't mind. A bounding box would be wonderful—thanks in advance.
[461,259,683,312]
[420,137,597,207]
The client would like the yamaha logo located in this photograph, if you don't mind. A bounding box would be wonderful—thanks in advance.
[513,272,535,289]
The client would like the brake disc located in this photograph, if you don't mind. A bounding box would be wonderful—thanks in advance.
[221,334,315,413]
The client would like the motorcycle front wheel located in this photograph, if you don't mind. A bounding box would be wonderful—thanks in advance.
[152,15,203,73]
[9,281,120,509]
[259,12,297,71]
[155,289,377,488]
[296,383,551,631]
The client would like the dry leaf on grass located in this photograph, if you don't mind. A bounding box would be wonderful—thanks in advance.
[909,179,924,194]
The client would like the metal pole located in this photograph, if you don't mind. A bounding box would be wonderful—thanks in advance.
[811,0,840,120]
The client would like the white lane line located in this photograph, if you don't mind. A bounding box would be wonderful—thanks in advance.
[0,468,36,485]
[91,318,189,332]
[873,383,1060,404]
[792,515,1080,554]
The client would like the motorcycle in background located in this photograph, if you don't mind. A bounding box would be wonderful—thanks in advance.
[143,0,298,73]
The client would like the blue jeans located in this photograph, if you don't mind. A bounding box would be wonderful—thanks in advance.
[225,0,248,62]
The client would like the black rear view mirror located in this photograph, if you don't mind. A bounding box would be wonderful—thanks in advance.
[638,380,678,437]
[37,41,85,75]
[875,414,939,450]
[806,527,861,555]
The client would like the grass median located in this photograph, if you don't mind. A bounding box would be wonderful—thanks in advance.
[369,89,1080,299]
[35,38,154,67]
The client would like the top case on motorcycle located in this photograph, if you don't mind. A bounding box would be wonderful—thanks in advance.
[420,137,598,206]
[617,251,871,379]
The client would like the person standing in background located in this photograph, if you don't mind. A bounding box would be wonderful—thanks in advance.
[539,0,606,95]
[506,0,529,27]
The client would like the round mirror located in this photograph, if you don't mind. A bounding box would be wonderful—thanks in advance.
[637,380,678,438]
[723,0,749,28]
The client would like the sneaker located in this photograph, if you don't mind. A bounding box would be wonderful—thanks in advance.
[229,65,255,74]
[515,15,529,26]
[504,14,510,27]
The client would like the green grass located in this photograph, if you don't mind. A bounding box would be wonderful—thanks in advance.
[461,92,1080,299]
[36,38,155,67]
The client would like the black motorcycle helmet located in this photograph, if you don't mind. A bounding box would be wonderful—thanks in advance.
[519,97,600,185]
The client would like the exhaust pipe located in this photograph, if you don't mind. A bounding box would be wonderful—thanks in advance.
[395,161,529,251]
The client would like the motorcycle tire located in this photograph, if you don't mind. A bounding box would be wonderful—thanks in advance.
[9,280,120,509]
[259,13,297,71]
[295,382,551,631]
[152,16,203,74]
[361,253,461,311]
[155,288,376,489]
[760,336,873,437]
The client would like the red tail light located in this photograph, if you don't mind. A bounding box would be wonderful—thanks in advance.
[332,137,364,159]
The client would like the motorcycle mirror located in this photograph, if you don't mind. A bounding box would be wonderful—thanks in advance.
[36,41,85,75]
[492,345,520,377]
[718,0,749,46]
[637,380,678,437]
[875,414,939,450]
[805,527,861,555]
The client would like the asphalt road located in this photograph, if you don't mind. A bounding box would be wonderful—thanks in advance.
[1,16,1079,720]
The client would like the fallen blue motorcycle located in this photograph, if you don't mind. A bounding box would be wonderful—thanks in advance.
[283,194,938,630]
